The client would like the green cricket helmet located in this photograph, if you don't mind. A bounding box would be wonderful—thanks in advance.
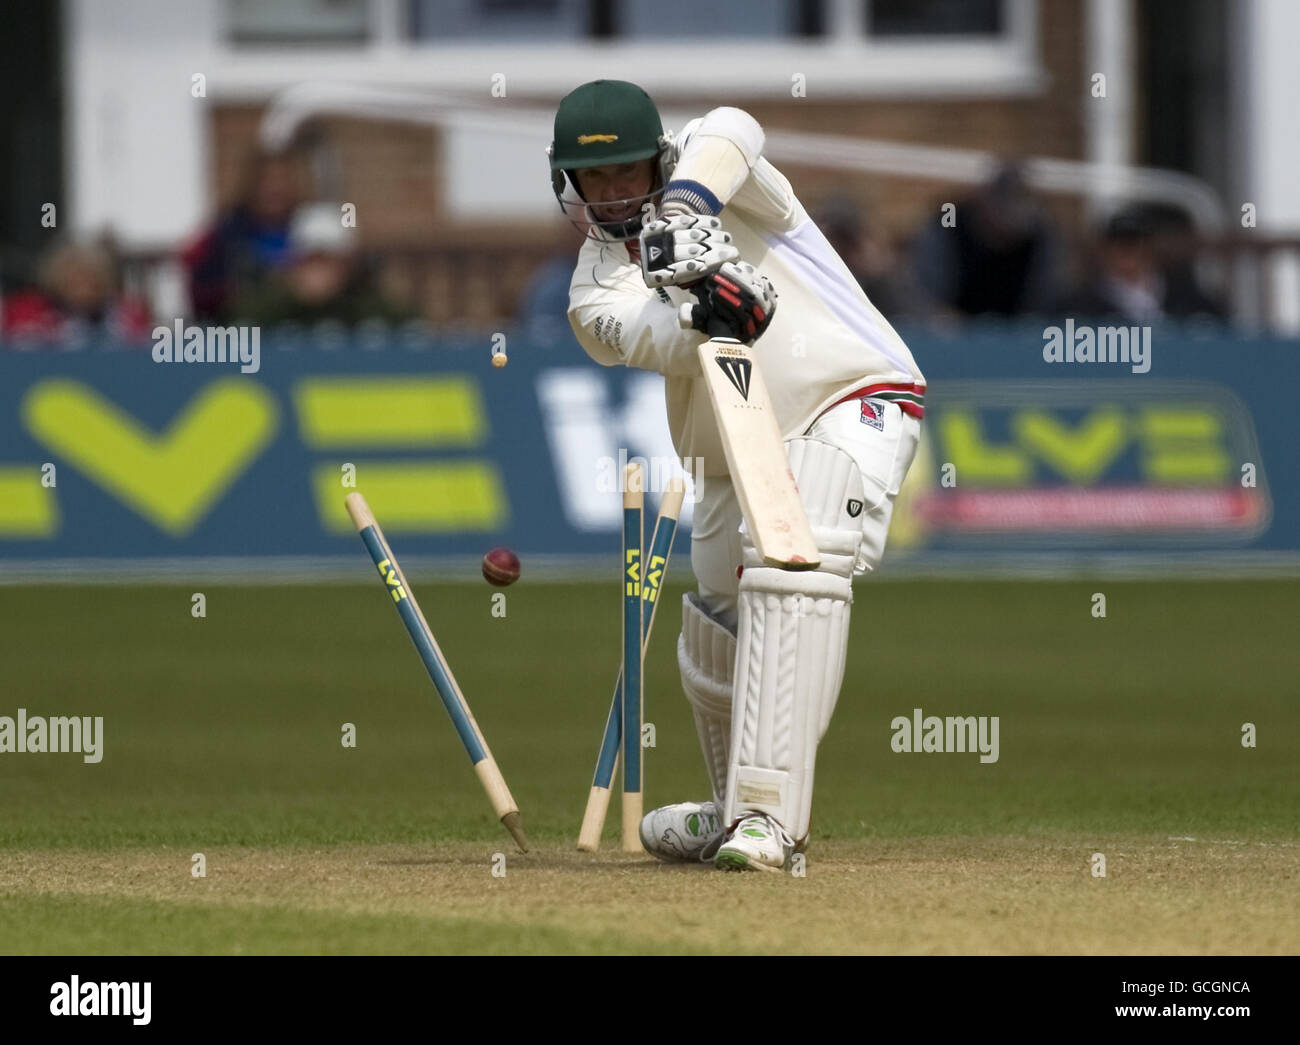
[547,80,674,242]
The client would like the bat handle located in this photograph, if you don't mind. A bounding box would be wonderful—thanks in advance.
[682,285,739,340]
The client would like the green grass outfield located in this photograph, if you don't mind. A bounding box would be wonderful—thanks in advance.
[0,579,1296,954]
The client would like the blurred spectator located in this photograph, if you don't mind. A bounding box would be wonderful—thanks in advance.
[2,239,152,344]
[1146,204,1227,320]
[182,147,306,321]
[236,203,414,328]
[812,196,935,323]
[1061,204,1226,323]
[914,163,1063,317]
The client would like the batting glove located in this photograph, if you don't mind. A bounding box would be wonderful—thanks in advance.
[640,213,740,289]
[677,261,777,344]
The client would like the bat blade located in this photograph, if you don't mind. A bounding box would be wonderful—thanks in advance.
[698,339,820,570]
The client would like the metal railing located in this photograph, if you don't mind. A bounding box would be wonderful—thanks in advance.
[104,234,1296,333]
[250,84,1300,331]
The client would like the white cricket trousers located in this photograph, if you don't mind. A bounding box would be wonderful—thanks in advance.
[689,396,922,631]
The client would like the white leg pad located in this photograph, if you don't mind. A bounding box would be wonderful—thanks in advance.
[677,592,737,809]
[724,437,863,842]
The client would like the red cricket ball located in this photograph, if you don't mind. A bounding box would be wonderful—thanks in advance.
[482,547,521,587]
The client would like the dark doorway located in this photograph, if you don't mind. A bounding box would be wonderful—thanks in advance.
[0,0,63,291]
[1137,0,1229,196]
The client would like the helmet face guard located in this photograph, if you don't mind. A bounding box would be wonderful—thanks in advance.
[547,134,674,243]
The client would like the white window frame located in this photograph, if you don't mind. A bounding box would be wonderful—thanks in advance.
[212,0,1044,100]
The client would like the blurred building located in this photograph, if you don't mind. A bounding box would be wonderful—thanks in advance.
[4,0,1299,329]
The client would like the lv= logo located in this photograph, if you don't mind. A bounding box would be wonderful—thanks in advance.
[376,557,407,602]
[642,553,665,604]
[624,548,641,596]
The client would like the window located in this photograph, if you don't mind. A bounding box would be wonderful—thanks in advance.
[867,0,1003,37]
[409,0,586,40]
[619,0,795,38]
[216,0,1041,98]
[226,0,370,44]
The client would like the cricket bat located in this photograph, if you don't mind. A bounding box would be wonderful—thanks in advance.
[697,338,820,570]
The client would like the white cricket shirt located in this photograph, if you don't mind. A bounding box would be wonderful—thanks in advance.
[566,106,926,477]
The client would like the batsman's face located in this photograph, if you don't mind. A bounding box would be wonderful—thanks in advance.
[575,159,655,222]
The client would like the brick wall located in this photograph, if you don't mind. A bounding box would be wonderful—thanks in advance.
[204,0,1093,317]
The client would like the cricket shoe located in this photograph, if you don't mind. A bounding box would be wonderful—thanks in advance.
[639,801,724,863]
[714,812,795,873]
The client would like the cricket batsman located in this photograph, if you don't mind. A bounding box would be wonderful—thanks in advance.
[550,80,925,871]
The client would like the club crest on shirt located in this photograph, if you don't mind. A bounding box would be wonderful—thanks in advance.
[860,398,886,431]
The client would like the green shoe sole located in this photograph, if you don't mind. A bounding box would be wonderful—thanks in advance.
[715,849,786,873]
[714,850,755,872]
